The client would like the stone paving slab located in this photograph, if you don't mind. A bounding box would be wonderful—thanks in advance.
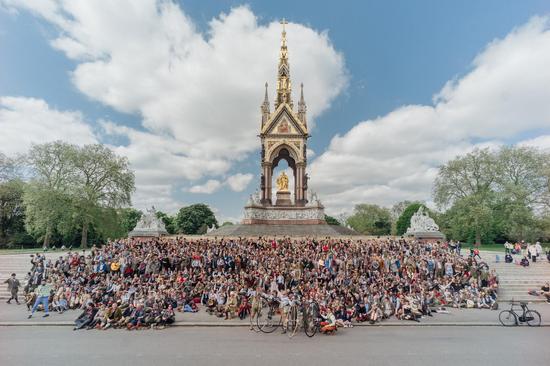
[1,302,549,327]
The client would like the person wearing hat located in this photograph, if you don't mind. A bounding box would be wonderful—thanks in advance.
[4,273,21,304]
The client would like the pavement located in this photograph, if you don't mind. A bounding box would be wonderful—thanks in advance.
[1,301,549,327]
[1,326,549,366]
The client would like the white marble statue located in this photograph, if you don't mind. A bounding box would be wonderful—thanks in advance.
[406,206,439,234]
[135,206,167,231]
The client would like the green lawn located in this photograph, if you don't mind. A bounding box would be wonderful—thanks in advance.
[0,247,71,255]
[462,243,550,252]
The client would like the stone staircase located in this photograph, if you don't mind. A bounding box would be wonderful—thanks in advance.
[206,223,359,237]
[0,252,66,299]
[480,251,550,303]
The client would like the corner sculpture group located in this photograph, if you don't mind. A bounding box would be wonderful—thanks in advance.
[22,234,499,333]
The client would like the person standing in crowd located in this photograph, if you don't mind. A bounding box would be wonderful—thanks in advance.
[4,273,21,304]
[28,280,52,318]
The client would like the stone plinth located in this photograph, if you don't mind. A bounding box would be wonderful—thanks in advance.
[128,229,168,238]
[242,205,326,225]
[407,231,445,242]
[275,190,292,206]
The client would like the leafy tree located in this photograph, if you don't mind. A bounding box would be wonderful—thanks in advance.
[24,142,78,247]
[434,148,498,245]
[442,195,496,244]
[119,208,143,234]
[347,204,391,235]
[221,221,234,227]
[0,152,17,183]
[71,144,135,248]
[324,215,340,226]
[497,146,549,207]
[395,203,423,236]
[156,211,176,234]
[175,204,218,234]
[390,201,415,222]
[435,147,550,244]
[0,179,26,246]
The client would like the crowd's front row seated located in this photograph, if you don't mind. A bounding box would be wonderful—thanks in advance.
[23,236,499,331]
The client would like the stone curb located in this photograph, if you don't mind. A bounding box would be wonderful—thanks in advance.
[1,321,548,327]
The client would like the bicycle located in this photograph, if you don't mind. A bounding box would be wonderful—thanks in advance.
[256,295,282,333]
[286,300,300,338]
[499,301,541,327]
[249,293,262,332]
[286,298,320,338]
[303,299,320,338]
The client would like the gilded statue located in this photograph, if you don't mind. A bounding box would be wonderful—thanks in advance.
[276,171,289,191]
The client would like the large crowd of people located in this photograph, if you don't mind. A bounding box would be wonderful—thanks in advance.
[21,236,500,330]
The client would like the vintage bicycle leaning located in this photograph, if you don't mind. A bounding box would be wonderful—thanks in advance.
[499,300,541,327]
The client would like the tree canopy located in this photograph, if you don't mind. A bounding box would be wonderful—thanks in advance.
[347,204,391,235]
[324,214,341,226]
[175,204,218,235]
[434,147,550,244]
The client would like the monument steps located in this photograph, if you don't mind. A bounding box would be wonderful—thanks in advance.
[0,252,71,299]
[480,251,550,302]
[206,223,359,237]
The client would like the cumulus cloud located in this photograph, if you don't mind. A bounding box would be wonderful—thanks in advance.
[310,16,550,214]
[3,0,347,215]
[0,96,97,155]
[188,179,222,194]
[226,173,253,192]
[3,0,346,165]
[519,135,550,151]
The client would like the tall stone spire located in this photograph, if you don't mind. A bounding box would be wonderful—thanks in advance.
[261,82,270,127]
[275,19,293,109]
[297,82,307,126]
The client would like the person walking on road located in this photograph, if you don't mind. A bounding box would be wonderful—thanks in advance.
[4,273,21,304]
[28,280,52,319]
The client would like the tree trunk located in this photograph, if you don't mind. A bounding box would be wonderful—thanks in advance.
[81,221,88,249]
[43,224,51,248]
[475,231,481,247]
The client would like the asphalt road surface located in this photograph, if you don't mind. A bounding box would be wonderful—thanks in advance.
[1,326,549,366]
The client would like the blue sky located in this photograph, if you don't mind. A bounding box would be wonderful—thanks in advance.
[1,0,550,222]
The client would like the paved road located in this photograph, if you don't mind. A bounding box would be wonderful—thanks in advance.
[1,326,549,366]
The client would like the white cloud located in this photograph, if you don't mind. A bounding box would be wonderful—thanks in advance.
[226,173,253,192]
[519,135,550,151]
[188,179,222,194]
[0,96,97,155]
[4,0,346,169]
[3,1,347,216]
[310,16,550,214]
[132,184,182,214]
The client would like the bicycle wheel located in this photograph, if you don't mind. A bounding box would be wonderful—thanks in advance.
[257,300,279,333]
[525,310,541,327]
[304,312,318,338]
[287,305,299,338]
[499,310,517,326]
[249,306,260,332]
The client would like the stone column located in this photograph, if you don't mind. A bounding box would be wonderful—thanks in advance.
[295,163,305,206]
[265,163,272,205]
[261,163,272,205]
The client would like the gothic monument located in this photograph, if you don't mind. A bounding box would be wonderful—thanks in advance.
[242,20,326,225]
